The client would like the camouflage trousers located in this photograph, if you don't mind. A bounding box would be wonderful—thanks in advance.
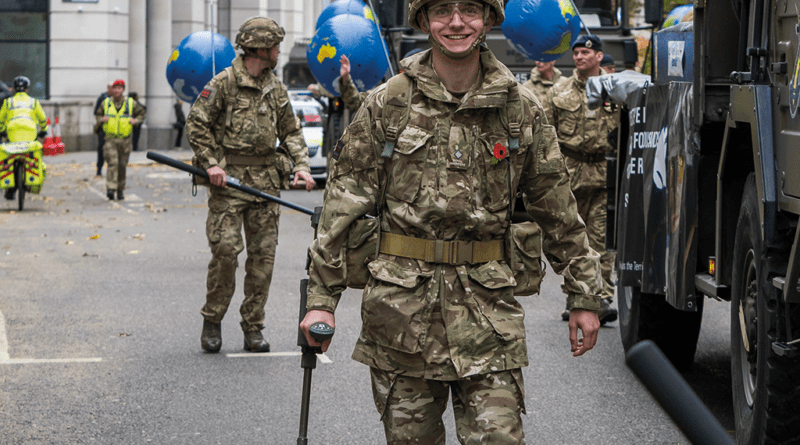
[568,189,615,299]
[201,193,279,332]
[103,136,132,191]
[370,367,526,444]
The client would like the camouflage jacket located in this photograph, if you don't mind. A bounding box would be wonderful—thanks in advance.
[186,55,309,200]
[307,48,601,379]
[339,74,369,112]
[521,66,562,104]
[545,70,619,191]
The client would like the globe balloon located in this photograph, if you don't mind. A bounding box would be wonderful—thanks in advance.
[662,4,693,28]
[316,0,375,30]
[502,0,581,62]
[307,14,388,96]
[166,31,236,103]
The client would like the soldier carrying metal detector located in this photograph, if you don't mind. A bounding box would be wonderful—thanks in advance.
[145,150,334,444]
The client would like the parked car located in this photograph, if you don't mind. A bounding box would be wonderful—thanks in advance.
[281,91,327,187]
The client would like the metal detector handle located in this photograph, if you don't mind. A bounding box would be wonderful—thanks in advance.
[625,340,733,445]
[145,151,315,216]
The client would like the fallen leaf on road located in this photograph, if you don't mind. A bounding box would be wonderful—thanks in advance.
[126,250,140,255]
[89,234,101,240]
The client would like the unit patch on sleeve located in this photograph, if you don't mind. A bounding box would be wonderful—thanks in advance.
[199,86,217,102]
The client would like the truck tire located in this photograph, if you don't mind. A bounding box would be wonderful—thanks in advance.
[618,285,703,371]
[730,175,800,444]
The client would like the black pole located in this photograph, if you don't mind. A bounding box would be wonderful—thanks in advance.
[145,151,314,216]
[626,341,733,445]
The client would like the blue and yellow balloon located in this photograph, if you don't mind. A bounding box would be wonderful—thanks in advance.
[315,0,375,30]
[166,31,236,103]
[502,0,582,62]
[307,13,388,96]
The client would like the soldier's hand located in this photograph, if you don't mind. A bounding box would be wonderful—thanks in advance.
[207,166,226,187]
[293,170,316,191]
[300,310,335,352]
[569,309,599,357]
[102,116,110,123]
[340,54,351,79]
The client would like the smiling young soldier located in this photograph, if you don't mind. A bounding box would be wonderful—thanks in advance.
[300,1,602,443]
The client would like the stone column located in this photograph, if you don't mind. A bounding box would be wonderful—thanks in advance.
[146,0,174,151]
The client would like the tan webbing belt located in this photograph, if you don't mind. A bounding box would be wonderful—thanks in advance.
[379,232,504,265]
[225,154,271,166]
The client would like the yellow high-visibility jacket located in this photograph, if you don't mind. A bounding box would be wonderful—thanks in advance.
[0,92,48,142]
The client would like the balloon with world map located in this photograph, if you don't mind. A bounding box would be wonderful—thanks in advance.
[315,0,375,30]
[502,0,582,62]
[166,31,236,103]
[306,13,388,97]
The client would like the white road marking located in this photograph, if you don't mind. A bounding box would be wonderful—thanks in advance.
[84,182,138,214]
[0,309,9,361]
[0,309,102,365]
[146,172,189,180]
[1,357,102,365]
[226,351,333,363]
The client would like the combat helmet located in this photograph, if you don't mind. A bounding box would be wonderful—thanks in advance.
[13,76,30,92]
[235,16,285,50]
[408,0,505,30]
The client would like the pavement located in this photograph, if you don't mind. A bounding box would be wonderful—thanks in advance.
[46,148,194,167]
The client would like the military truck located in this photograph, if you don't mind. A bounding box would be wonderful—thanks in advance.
[604,0,800,442]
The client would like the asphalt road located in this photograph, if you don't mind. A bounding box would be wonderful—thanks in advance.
[0,150,735,444]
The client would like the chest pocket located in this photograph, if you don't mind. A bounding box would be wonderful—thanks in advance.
[552,95,582,137]
[481,136,511,212]
[230,97,252,137]
[388,125,431,203]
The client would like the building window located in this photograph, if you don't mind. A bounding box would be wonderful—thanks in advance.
[0,0,49,99]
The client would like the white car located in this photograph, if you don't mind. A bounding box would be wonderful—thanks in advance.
[281,92,327,186]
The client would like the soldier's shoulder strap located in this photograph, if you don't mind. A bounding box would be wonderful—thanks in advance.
[217,66,236,147]
[380,72,413,159]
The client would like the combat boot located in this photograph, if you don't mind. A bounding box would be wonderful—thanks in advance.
[107,189,115,200]
[4,188,15,200]
[598,298,618,325]
[243,331,270,352]
[117,189,124,200]
[201,319,221,353]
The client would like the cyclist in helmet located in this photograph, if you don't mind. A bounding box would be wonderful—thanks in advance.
[301,1,602,442]
[0,76,49,200]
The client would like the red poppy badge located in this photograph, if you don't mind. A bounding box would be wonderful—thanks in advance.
[491,143,508,165]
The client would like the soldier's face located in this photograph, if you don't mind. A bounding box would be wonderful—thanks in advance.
[110,85,124,99]
[424,1,492,54]
[573,48,602,75]
[258,46,280,70]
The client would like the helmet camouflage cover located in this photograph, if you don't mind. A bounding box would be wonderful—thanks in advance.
[408,0,505,30]
[235,16,285,50]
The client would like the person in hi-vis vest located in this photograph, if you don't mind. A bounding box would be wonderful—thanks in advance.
[0,75,49,201]
[94,79,146,201]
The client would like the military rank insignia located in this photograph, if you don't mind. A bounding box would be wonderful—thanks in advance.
[331,139,344,161]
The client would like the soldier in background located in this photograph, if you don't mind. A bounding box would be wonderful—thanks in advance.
[300,0,602,442]
[601,54,616,73]
[521,59,562,102]
[186,16,315,354]
[545,35,619,323]
[95,79,146,201]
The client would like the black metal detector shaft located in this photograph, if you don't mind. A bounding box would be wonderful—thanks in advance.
[145,151,314,216]
[626,340,733,445]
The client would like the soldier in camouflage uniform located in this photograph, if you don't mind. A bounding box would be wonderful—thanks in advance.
[186,16,315,353]
[521,60,562,103]
[300,1,602,443]
[544,35,619,323]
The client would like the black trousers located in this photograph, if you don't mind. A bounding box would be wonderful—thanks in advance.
[96,131,105,175]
